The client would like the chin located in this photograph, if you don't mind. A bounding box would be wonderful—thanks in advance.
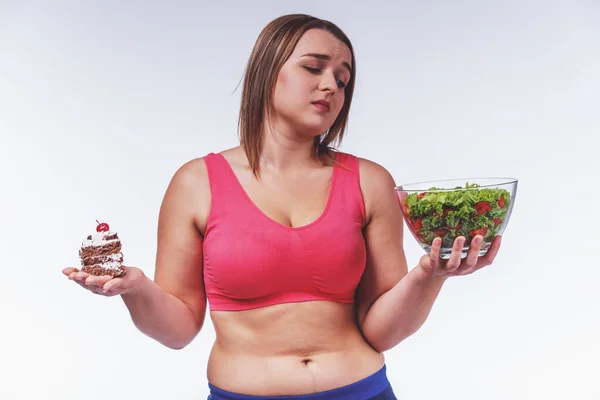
[274,109,336,138]
[294,116,336,137]
[296,125,330,139]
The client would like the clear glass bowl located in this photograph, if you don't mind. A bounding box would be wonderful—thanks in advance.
[395,178,518,259]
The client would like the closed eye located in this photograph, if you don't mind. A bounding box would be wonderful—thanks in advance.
[304,66,321,73]
[303,67,347,89]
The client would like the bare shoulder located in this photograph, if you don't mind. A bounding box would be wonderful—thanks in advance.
[164,156,212,233]
[356,156,398,224]
[168,156,210,193]
[356,157,396,186]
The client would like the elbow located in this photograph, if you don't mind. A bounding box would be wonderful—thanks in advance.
[146,325,202,351]
[364,333,395,354]
[160,333,197,350]
[365,338,386,354]
[360,324,388,353]
[165,342,189,350]
[362,323,421,353]
[361,331,390,354]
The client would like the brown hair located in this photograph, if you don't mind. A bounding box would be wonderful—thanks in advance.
[238,14,356,177]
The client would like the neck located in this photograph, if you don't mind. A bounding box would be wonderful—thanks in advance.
[258,120,319,172]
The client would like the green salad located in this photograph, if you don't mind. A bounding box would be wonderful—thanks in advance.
[402,182,511,247]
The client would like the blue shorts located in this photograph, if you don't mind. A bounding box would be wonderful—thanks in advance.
[207,364,396,400]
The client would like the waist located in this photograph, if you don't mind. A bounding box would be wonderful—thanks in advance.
[207,302,385,395]
[210,301,371,356]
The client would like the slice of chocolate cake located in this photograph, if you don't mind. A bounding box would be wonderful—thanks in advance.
[78,221,126,277]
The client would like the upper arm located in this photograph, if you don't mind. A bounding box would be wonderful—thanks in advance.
[355,158,409,326]
[154,158,210,330]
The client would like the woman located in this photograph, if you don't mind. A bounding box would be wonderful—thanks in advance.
[63,14,501,400]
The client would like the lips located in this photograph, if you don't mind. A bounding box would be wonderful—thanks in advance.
[312,100,330,111]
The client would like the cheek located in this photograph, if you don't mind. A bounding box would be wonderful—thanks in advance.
[335,94,345,112]
[276,69,288,87]
[274,72,292,106]
[274,71,307,111]
[332,94,345,117]
[273,71,284,99]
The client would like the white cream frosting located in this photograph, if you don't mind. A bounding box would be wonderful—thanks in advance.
[99,260,123,270]
[81,230,120,248]
[101,252,123,262]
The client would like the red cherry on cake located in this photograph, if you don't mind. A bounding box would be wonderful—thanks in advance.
[96,220,110,232]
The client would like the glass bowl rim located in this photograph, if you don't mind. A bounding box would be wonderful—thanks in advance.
[394,177,518,193]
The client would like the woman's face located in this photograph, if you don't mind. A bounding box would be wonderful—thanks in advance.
[270,28,353,140]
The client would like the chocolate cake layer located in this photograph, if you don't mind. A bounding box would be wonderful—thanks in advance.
[79,241,122,259]
[81,252,124,266]
[82,264,126,278]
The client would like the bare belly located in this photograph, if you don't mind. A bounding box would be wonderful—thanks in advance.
[206,301,385,396]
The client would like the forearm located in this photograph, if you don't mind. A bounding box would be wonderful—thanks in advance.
[361,266,446,352]
[121,276,201,350]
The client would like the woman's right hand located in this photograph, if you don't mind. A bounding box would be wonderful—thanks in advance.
[62,266,147,297]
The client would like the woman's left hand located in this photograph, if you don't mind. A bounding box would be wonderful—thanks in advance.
[417,235,502,279]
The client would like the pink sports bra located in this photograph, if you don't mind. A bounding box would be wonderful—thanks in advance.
[202,151,367,311]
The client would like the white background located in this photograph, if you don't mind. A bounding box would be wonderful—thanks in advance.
[1,1,599,399]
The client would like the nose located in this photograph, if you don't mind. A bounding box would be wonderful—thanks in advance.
[318,71,338,94]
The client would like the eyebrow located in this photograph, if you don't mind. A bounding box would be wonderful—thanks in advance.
[301,53,352,74]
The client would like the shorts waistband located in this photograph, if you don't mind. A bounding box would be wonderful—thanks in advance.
[208,364,390,400]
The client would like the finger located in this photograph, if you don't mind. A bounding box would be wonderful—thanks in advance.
[463,235,502,275]
[103,278,123,293]
[85,275,113,287]
[63,267,78,276]
[458,235,484,274]
[429,238,442,269]
[69,271,90,281]
[478,235,502,267]
[446,236,466,273]
[74,279,103,294]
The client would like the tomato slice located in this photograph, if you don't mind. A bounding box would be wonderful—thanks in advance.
[469,227,488,237]
[412,217,423,230]
[498,195,505,208]
[474,201,492,215]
